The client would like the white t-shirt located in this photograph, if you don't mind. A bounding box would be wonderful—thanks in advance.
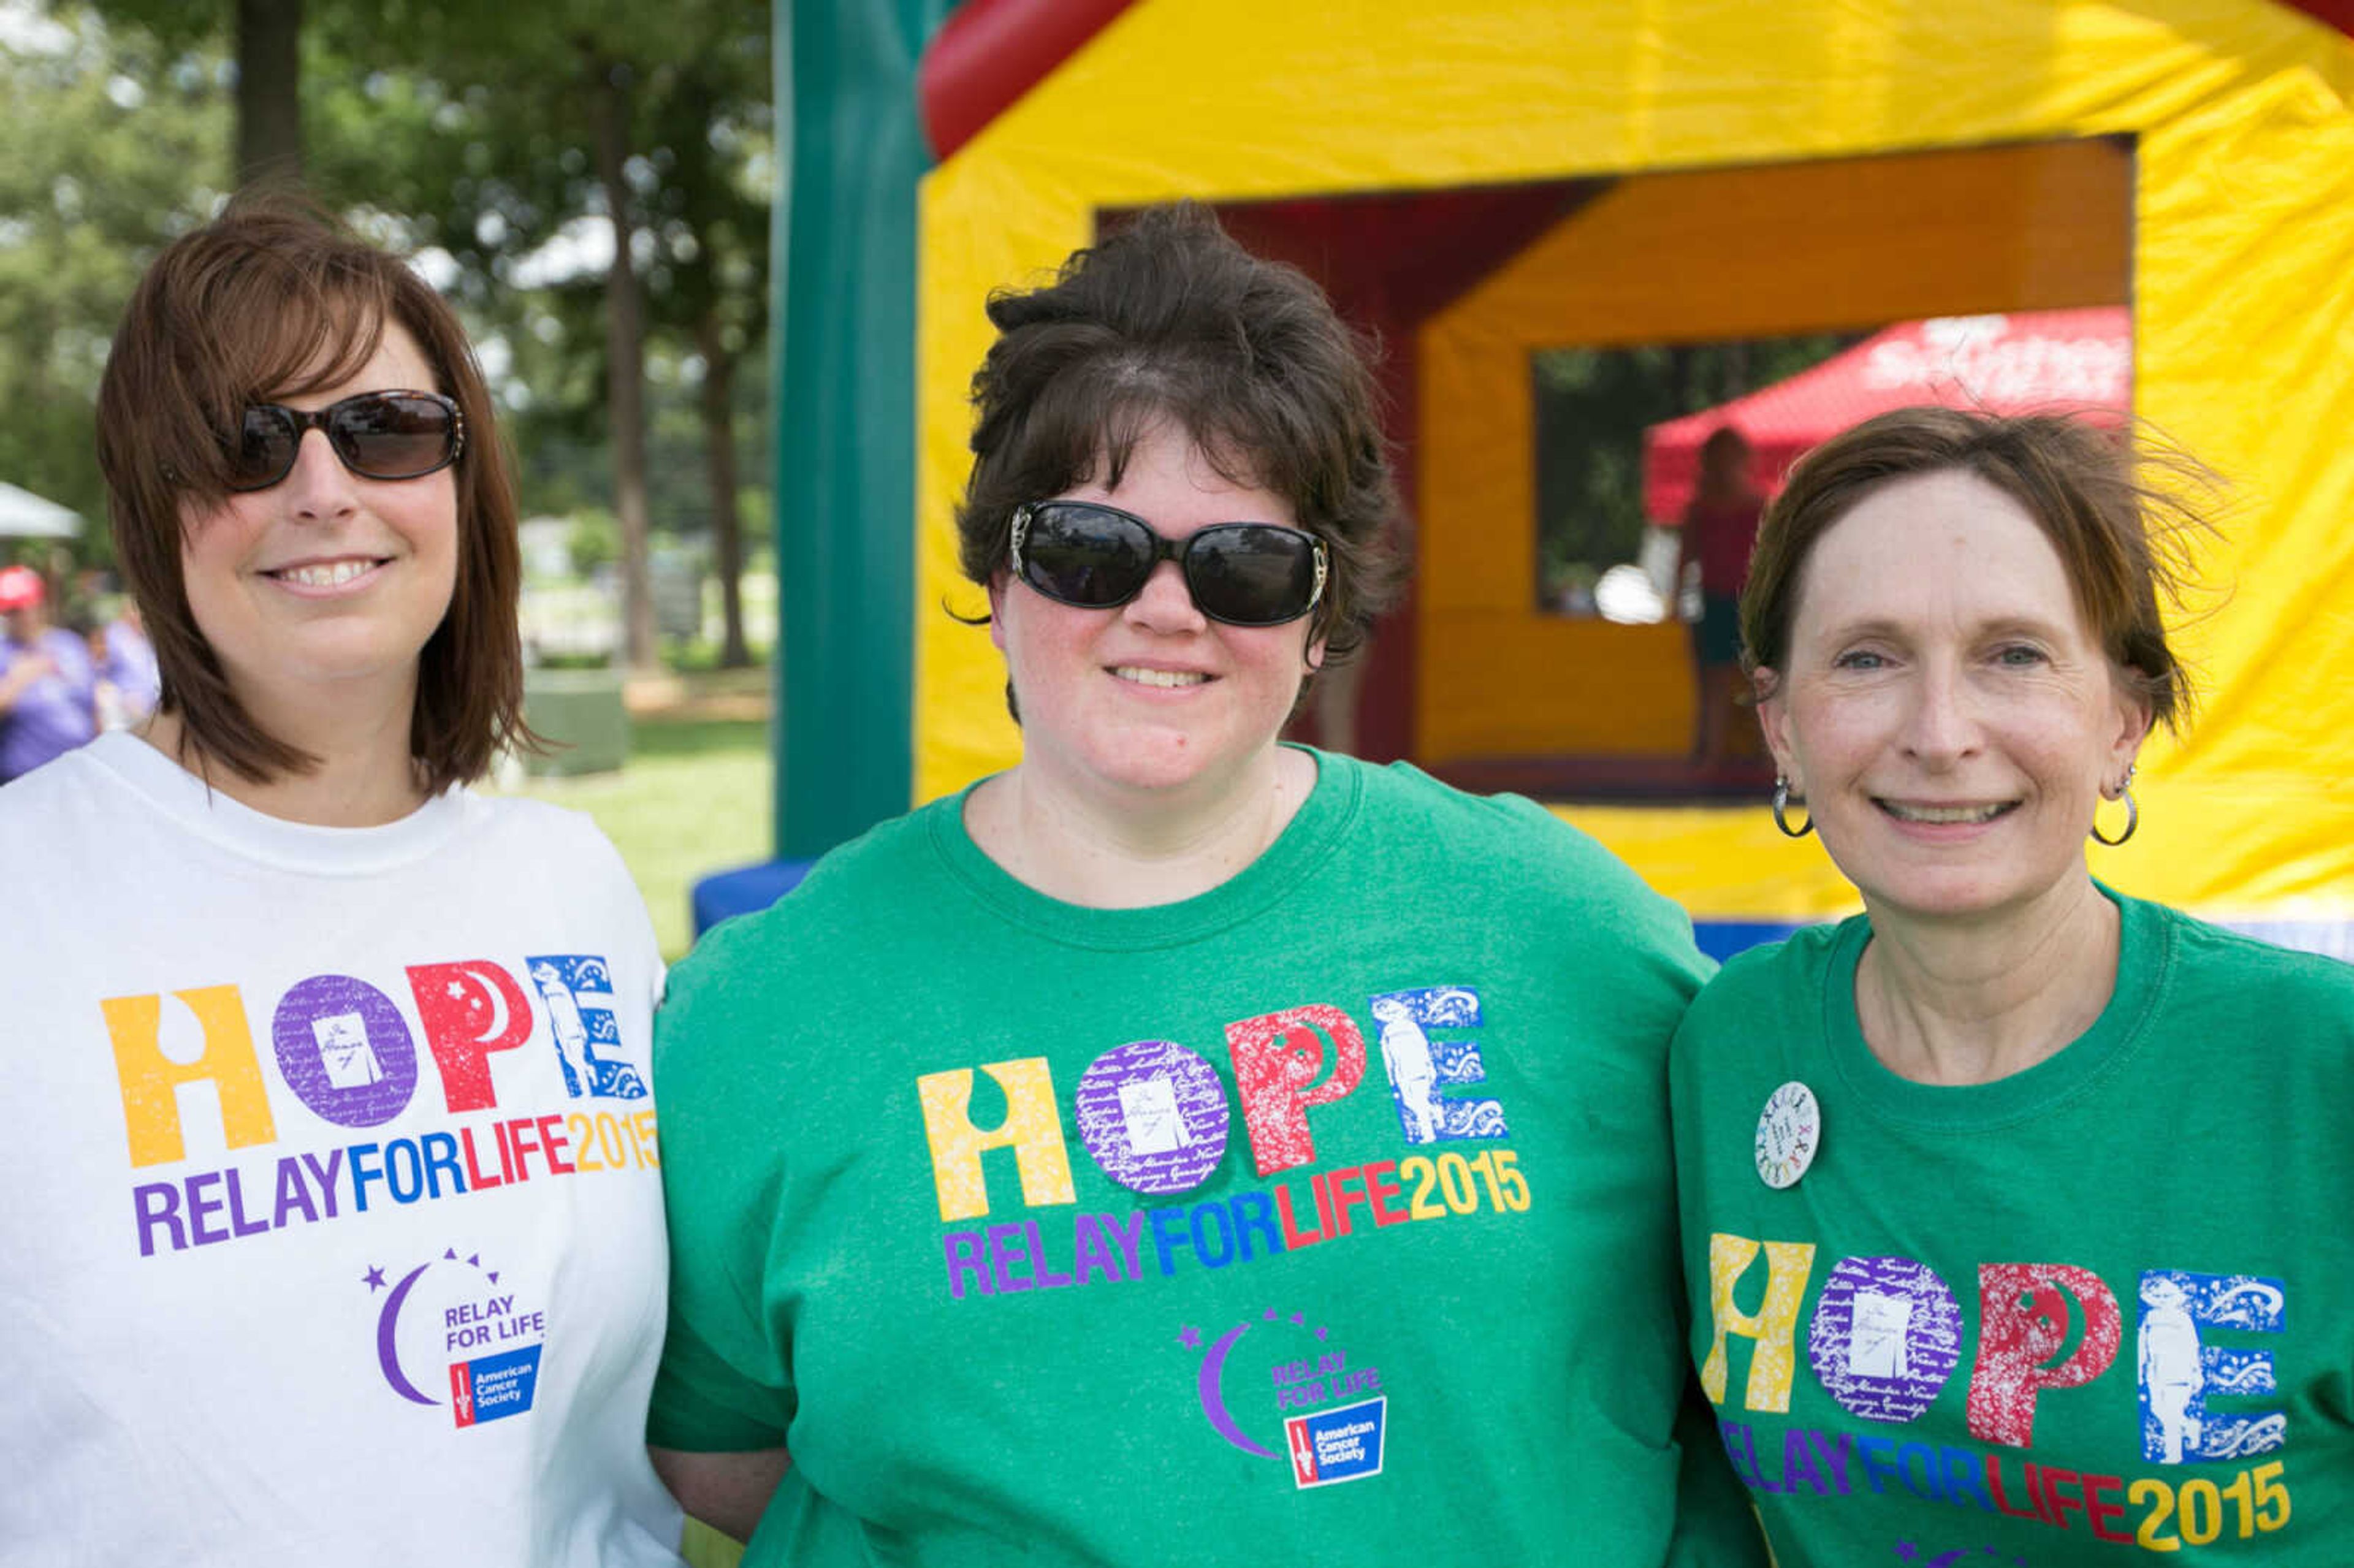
[0,733,684,1566]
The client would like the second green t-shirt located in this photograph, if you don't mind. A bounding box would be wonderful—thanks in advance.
[651,750,1734,1566]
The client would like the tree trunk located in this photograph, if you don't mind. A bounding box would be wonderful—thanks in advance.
[1669,345,1697,414]
[1721,338,1751,401]
[698,311,750,669]
[234,0,303,188]
[588,55,658,672]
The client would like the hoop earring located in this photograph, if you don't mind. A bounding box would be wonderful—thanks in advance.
[2090,780,2138,847]
[1772,777,1813,839]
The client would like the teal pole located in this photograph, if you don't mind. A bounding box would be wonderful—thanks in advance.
[771,0,951,860]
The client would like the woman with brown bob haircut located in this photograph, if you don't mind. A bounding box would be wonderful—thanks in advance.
[0,199,688,1566]
[645,203,1760,1566]
[100,201,524,791]
[1667,406,2354,1564]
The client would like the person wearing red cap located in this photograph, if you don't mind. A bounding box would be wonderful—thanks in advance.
[0,563,99,782]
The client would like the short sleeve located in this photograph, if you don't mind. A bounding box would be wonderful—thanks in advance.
[644,918,799,1452]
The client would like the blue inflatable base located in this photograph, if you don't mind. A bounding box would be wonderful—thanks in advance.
[692,861,1811,960]
[691,859,815,938]
[692,862,2353,969]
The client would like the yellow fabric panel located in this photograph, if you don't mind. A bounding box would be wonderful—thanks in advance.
[2126,53,2354,911]
[1550,802,1864,923]
[1559,777,2354,930]
[933,1,2326,197]
[913,199,1095,799]
[913,0,2354,924]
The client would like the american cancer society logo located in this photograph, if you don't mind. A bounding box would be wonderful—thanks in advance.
[1284,1396,1387,1488]
[445,1345,541,1429]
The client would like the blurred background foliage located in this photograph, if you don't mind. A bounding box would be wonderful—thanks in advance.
[0,0,773,668]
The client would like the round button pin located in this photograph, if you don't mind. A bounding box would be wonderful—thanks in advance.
[1754,1080,1821,1190]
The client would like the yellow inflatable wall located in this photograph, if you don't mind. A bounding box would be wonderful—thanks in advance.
[913,0,2354,931]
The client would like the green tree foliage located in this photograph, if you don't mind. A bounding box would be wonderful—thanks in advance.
[297,0,772,668]
[80,0,296,182]
[301,0,771,664]
[3,0,773,671]
[0,7,230,565]
[642,39,770,665]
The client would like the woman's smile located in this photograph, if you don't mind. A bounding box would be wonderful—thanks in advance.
[258,554,395,594]
[1873,797,2017,825]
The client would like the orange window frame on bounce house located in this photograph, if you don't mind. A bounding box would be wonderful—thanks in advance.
[1414,137,2134,779]
[748,0,2354,960]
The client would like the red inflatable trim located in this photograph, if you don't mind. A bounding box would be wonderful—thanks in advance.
[2282,0,2354,32]
[918,0,1137,161]
[920,0,2347,166]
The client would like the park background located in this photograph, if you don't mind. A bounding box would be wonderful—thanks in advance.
[6,3,2354,1559]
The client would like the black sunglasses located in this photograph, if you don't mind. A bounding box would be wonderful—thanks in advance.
[1009,500,1328,628]
[227,390,466,493]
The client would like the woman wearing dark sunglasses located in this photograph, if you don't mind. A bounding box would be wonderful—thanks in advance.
[647,205,1761,1566]
[0,202,685,1564]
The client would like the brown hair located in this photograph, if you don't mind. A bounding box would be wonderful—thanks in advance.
[95,196,526,791]
[1740,406,2210,731]
[956,203,1403,679]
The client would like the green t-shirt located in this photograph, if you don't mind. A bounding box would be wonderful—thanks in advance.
[1671,889,2354,1566]
[650,750,1740,1566]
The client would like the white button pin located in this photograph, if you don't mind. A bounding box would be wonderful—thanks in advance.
[1754,1081,1821,1190]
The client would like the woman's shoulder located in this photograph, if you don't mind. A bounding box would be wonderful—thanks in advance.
[464,789,634,875]
[1338,755,1707,967]
[467,786,605,840]
[746,797,948,924]
[2147,898,2354,1012]
[1345,755,1642,874]
[663,799,947,992]
[1680,919,1847,1038]
[2116,899,2354,1103]
[0,744,121,888]
[0,735,105,810]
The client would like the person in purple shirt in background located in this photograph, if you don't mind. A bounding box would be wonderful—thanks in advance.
[100,599,161,726]
[0,564,97,783]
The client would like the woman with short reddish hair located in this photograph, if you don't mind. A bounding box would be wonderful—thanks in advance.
[1672,407,2354,1562]
[0,200,685,1566]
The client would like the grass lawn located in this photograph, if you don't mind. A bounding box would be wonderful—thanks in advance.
[681,1520,746,1566]
[496,679,766,1564]
[495,704,772,963]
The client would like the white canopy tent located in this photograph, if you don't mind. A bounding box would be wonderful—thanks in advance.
[0,483,80,539]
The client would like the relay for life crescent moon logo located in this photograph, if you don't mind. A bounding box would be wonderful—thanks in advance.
[1177,1307,1388,1488]
[365,1248,546,1428]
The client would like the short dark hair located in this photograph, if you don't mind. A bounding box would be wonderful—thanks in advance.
[95,196,526,791]
[1740,406,2209,730]
[956,203,1403,675]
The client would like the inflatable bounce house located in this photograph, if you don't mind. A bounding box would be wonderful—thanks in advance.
[757,0,2354,957]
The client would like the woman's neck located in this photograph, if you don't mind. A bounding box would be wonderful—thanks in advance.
[1854,875,2120,1086]
[964,746,1317,909]
[142,682,429,828]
